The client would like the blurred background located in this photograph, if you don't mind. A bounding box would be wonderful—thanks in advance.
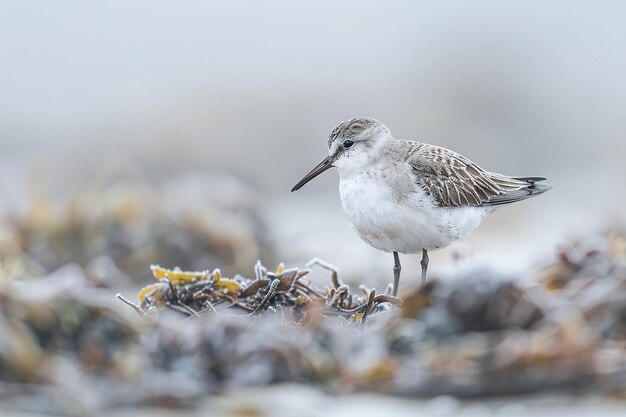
[2,0,626,282]
[2,2,626,416]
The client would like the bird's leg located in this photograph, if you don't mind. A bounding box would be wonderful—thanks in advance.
[420,249,429,285]
[392,251,401,296]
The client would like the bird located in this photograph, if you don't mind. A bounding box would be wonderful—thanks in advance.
[291,117,551,296]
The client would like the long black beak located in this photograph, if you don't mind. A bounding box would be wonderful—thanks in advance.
[291,156,333,192]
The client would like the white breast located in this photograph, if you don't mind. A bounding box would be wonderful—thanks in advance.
[338,170,492,254]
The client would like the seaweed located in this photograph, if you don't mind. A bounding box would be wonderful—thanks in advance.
[117,260,401,327]
[1,184,626,413]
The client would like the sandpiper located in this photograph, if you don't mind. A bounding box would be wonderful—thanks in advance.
[291,117,551,296]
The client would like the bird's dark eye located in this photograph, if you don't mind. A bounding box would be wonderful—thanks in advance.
[343,140,355,149]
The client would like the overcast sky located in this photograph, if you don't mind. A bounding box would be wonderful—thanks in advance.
[2,1,625,138]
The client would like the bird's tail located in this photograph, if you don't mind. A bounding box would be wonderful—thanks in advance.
[513,176,547,183]
[483,176,552,206]
[513,176,552,196]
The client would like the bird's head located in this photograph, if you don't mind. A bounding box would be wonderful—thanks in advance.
[291,117,392,191]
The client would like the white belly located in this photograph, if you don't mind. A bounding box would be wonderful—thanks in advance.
[338,174,492,253]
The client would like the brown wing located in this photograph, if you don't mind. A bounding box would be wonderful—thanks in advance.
[405,142,549,207]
